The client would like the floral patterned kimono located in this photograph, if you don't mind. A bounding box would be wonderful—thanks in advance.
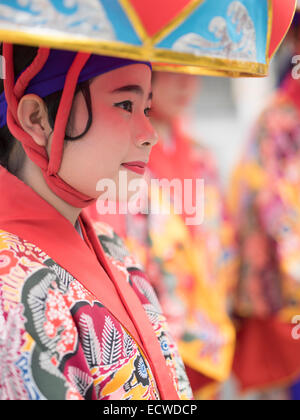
[87,121,237,397]
[229,74,300,392]
[0,166,192,400]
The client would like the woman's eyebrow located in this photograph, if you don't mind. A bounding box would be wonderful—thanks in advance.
[111,85,152,100]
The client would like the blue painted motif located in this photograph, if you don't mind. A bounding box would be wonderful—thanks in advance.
[0,0,269,64]
[0,0,141,44]
[0,0,37,13]
[101,0,142,45]
[156,0,269,64]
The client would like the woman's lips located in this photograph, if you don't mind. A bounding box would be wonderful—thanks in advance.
[121,161,147,175]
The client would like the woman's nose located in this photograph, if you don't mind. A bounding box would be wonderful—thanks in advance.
[135,118,158,148]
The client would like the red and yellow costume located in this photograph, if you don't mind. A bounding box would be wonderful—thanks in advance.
[230,74,300,392]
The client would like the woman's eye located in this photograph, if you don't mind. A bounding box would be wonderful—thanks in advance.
[115,100,133,113]
[144,107,151,118]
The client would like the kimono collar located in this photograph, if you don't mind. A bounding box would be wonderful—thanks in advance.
[0,166,179,400]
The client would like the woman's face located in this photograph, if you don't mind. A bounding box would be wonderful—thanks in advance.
[151,71,198,121]
[57,64,157,201]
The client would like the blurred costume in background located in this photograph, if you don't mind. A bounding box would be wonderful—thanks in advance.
[87,72,238,399]
[229,11,300,397]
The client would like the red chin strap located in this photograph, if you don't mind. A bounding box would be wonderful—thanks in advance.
[3,43,97,208]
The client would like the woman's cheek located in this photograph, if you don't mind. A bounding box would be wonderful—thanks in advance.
[94,103,128,125]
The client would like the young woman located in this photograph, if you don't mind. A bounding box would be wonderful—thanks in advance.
[0,44,192,400]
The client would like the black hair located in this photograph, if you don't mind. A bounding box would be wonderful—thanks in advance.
[0,44,93,174]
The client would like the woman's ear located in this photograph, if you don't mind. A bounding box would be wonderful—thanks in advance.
[17,94,52,147]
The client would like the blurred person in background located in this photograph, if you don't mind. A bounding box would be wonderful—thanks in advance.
[87,71,238,399]
[229,8,300,400]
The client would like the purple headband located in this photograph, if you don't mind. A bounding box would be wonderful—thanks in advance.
[0,49,152,128]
